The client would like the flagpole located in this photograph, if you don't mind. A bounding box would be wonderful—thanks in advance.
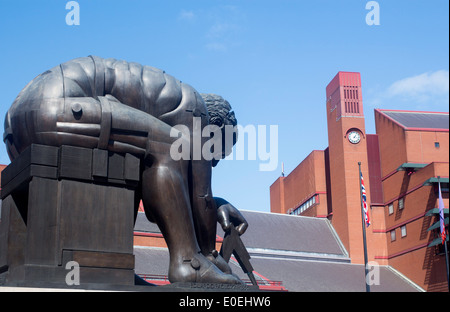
[444,224,449,292]
[358,162,370,292]
[444,231,449,292]
[438,176,450,292]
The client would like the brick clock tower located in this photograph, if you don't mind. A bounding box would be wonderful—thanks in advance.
[325,72,372,264]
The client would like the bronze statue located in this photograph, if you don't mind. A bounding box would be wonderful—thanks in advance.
[3,56,246,285]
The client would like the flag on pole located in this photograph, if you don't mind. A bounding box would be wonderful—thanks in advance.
[438,180,446,245]
[360,172,371,227]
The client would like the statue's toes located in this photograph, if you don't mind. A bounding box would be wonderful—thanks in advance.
[207,250,232,274]
[195,257,244,285]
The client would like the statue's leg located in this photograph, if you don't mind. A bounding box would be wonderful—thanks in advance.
[140,144,241,284]
[5,95,148,157]
[189,160,233,274]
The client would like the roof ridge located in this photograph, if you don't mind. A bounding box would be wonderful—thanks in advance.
[385,266,425,292]
[240,209,329,221]
[247,247,351,263]
[376,108,449,115]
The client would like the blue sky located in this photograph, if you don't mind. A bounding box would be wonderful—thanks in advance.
[0,0,448,213]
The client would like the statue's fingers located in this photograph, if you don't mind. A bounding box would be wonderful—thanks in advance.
[236,221,248,235]
[217,206,232,232]
[228,208,248,235]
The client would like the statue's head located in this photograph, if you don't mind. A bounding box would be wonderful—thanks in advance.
[201,93,238,167]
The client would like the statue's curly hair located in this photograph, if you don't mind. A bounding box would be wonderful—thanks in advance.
[201,93,237,128]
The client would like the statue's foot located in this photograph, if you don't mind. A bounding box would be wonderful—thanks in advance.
[169,252,243,285]
[206,250,232,274]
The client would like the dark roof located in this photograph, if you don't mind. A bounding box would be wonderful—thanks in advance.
[133,211,421,291]
[133,247,419,292]
[377,109,449,130]
[217,211,348,258]
[134,212,161,234]
[134,247,169,277]
[134,246,418,292]
[135,211,348,259]
[247,257,420,292]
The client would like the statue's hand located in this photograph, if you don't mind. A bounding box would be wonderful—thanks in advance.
[217,203,248,236]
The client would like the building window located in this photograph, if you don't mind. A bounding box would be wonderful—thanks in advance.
[435,142,440,148]
[291,195,317,215]
[388,203,394,215]
[390,230,396,242]
[398,198,404,210]
[401,225,407,237]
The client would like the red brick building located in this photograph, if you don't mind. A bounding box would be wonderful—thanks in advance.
[270,72,449,291]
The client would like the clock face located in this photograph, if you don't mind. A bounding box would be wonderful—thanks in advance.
[348,131,361,144]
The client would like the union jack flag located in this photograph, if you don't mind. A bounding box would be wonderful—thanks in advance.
[438,181,447,245]
[361,172,371,227]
